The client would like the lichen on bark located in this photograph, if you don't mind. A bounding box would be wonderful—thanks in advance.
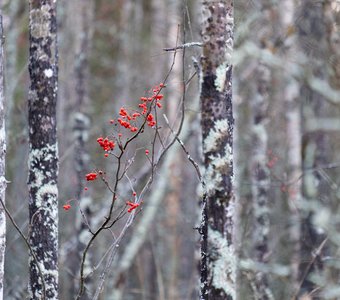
[200,0,235,299]
[28,1,59,299]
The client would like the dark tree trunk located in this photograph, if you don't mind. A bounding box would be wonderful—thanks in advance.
[200,1,235,299]
[27,1,59,299]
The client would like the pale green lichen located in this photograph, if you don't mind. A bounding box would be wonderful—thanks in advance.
[204,164,223,196]
[28,144,58,208]
[209,153,228,170]
[215,63,227,92]
[203,119,228,153]
[205,150,232,196]
[30,5,53,39]
[208,227,236,298]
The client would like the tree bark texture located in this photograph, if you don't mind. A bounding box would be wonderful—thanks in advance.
[200,1,235,299]
[0,15,7,300]
[27,1,59,299]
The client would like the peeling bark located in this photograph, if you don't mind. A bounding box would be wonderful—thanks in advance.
[27,1,59,299]
[200,1,235,299]
[0,15,7,300]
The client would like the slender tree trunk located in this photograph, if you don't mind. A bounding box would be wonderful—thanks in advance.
[249,62,272,299]
[4,0,20,138]
[200,1,235,299]
[245,2,275,298]
[298,0,334,296]
[0,14,7,300]
[280,0,302,293]
[71,0,94,297]
[27,1,59,299]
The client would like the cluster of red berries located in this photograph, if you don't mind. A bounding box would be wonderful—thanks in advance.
[116,108,139,132]
[97,137,115,151]
[64,83,165,212]
[146,114,156,127]
[140,84,164,108]
[115,83,165,132]
[126,201,140,213]
[85,172,97,181]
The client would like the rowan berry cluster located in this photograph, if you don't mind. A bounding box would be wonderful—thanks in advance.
[115,83,164,132]
[63,83,165,213]
[97,137,115,151]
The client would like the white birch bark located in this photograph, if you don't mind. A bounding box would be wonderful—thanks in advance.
[71,0,94,298]
[280,0,302,292]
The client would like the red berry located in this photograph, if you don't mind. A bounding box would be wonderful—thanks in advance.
[63,204,71,211]
[86,173,97,181]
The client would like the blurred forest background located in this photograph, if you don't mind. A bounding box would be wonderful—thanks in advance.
[2,0,202,299]
[1,0,340,299]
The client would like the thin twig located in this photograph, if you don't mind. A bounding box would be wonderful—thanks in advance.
[0,197,47,300]
[163,42,202,52]
[292,237,328,300]
[163,114,202,182]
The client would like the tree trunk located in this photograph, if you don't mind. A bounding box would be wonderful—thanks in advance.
[249,64,272,300]
[280,0,302,294]
[298,1,336,296]
[0,14,7,300]
[200,1,235,299]
[71,0,94,297]
[27,1,59,299]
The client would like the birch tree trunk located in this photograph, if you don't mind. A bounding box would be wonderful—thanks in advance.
[280,0,302,293]
[249,65,272,300]
[27,1,59,299]
[71,0,93,297]
[0,14,7,300]
[200,1,235,299]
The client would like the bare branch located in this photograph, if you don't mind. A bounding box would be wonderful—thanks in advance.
[163,42,202,52]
